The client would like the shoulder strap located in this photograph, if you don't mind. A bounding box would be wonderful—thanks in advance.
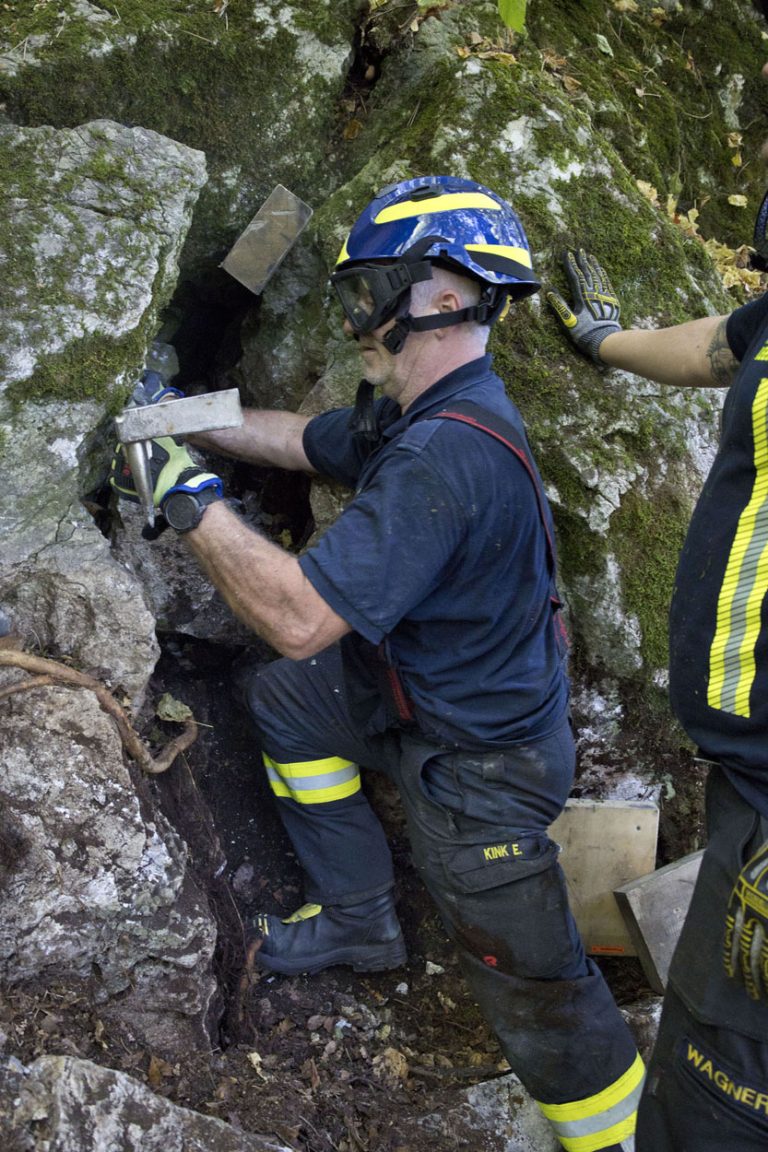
[425,401,556,570]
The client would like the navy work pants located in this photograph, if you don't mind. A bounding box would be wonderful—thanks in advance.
[637,767,768,1151]
[241,645,640,1113]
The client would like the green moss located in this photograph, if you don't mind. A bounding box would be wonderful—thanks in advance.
[0,2,359,275]
[525,0,768,248]
[612,484,689,670]
[5,329,148,412]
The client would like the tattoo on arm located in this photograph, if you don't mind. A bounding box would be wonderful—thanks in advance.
[706,318,739,387]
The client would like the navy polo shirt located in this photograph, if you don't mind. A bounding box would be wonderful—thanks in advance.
[299,356,569,750]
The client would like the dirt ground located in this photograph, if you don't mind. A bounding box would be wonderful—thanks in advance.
[0,637,703,1151]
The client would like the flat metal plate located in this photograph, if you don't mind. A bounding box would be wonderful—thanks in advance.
[220,184,313,295]
[115,389,243,443]
[549,799,660,957]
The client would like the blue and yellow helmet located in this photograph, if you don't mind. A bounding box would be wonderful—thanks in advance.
[330,176,540,352]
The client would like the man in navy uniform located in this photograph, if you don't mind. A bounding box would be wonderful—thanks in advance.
[114,176,642,1151]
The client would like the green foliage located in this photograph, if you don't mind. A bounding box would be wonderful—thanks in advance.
[498,0,527,34]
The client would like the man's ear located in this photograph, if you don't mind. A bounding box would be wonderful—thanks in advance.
[437,288,463,313]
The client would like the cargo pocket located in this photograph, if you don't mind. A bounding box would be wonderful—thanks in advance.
[443,831,558,894]
[439,832,583,978]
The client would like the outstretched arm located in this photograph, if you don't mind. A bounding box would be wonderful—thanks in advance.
[189,408,317,472]
[598,315,737,389]
[547,249,738,389]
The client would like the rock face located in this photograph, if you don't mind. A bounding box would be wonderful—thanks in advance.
[0,1055,296,1152]
[0,118,208,704]
[0,114,215,1060]
[0,686,218,1058]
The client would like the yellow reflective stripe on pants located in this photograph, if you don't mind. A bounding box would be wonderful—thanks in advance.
[263,754,361,804]
[537,1051,645,1152]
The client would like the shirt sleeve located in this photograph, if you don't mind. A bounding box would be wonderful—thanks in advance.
[725,291,768,361]
[302,407,365,488]
[298,447,466,643]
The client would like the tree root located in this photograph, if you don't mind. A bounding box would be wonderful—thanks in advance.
[0,651,197,774]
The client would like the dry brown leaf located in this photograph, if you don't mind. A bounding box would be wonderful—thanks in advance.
[636,179,659,205]
[542,49,568,71]
[147,1054,174,1089]
[562,74,582,93]
[477,49,517,63]
[343,119,363,141]
[372,1046,410,1083]
[727,131,743,148]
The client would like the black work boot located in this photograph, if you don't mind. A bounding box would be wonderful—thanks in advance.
[248,892,407,976]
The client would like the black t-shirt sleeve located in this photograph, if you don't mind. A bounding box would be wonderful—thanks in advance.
[725,291,768,361]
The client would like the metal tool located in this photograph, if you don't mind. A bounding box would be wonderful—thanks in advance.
[115,389,243,527]
[115,184,313,526]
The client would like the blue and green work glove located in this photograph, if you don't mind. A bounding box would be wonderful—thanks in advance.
[110,376,224,533]
[724,840,768,1001]
[110,435,223,515]
[546,248,623,363]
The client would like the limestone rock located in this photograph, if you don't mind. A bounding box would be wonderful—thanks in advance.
[0,1055,296,1152]
[0,687,217,1058]
[0,118,207,705]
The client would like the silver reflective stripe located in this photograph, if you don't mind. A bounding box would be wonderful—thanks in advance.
[265,763,359,793]
[548,1078,644,1143]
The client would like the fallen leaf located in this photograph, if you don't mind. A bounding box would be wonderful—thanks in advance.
[727,131,743,148]
[731,152,743,168]
[478,49,517,63]
[147,1054,174,1089]
[636,179,659,205]
[156,693,193,723]
[596,33,614,57]
[728,194,748,207]
[343,119,363,141]
[372,1046,410,1082]
[612,0,639,10]
[542,49,568,71]
[562,74,582,93]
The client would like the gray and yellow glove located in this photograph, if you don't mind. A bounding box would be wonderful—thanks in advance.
[724,840,768,1000]
[546,248,622,363]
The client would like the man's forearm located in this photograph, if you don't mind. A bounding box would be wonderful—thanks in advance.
[188,409,316,471]
[185,500,349,659]
[599,314,736,388]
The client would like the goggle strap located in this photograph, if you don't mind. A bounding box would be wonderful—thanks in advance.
[382,296,508,354]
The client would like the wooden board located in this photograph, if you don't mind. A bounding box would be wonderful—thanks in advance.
[549,799,660,957]
[614,850,704,993]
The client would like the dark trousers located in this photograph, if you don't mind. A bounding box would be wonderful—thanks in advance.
[241,645,640,1112]
[637,767,768,1151]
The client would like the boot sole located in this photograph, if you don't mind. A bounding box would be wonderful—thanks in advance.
[253,935,407,977]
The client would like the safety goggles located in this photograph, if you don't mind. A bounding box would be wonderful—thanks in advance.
[330,260,433,334]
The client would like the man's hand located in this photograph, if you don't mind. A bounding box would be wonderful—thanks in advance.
[110,436,223,510]
[724,840,768,1000]
[546,248,623,363]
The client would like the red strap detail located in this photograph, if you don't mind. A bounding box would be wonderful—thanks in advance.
[437,411,556,564]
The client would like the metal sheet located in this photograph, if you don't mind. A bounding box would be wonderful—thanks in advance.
[220,184,313,295]
[115,389,243,444]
